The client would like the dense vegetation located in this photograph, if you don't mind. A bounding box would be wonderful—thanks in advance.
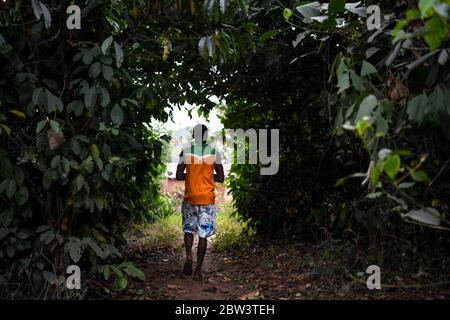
[1,0,449,298]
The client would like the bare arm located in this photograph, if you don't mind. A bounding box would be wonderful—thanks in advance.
[176,151,186,181]
[214,163,225,183]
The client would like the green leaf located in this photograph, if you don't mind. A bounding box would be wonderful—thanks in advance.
[123,262,146,281]
[101,36,113,54]
[67,100,84,117]
[356,118,371,136]
[9,109,27,119]
[103,265,111,280]
[407,94,428,125]
[7,245,15,258]
[89,62,101,78]
[411,170,430,182]
[350,71,365,93]
[336,58,350,93]
[69,240,82,263]
[355,95,377,122]
[419,0,438,17]
[111,104,124,125]
[102,65,114,81]
[370,165,381,185]
[51,155,61,169]
[1,208,13,227]
[40,2,52,29]
[0,228,9,240]
[31,0,42,20]
[32,88,43,105]
[36,119,47,134]
[260,29,279,43]
[329,0,346,15]
[375,112,388,137]
[15,186,29,206]
[366,192,383,199]
[83,238,106,259]
[283,8,293,21]
[110,265,123,278]
[0,124,11,135]
[399,182,415,189]
[43,169,54,190]
[99,87,110,107]
[49,120,60,134]
[36,225,51,233]
[0,179,8,194]
[361,60,378,76]
[114,42,124,68]
[45,90,63,113]
[82,156,94,174]
[292,31,309,47]
[82,50,94,65]
[424,16,449,49]
[116,276,128,290]
[84,87,97,109]
[237,0,249,15]
[382,155,401,180]
[15,230,30,239]
[402,207,444,228]
[296,2,321,18]
[72,174,85,193]
[6,179,16,198]
[40,230,54,245]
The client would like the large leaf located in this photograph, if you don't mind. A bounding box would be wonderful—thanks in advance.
[407,94,428,125]
[382,154,401,180]
[296,2,321,18]
[101,36,113,54]
[355,95,377,122]
[89,62,101,78]
[111,104,124,125]
[68,240,82,263]
[336,58,350,93]
[15,186,29,206]
[40,2,52,29]
[6,179,16,198]
[84,87,97,109]
[114,42,124,67]
[122,262,146,281]
[102,65,114,81]
[67,100,84,117]
[360,60,378,76]
[31,0,42,20]
[402,207,447,229]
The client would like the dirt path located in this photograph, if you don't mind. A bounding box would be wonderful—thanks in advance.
[123,237,257,300]
[117,236,450,300]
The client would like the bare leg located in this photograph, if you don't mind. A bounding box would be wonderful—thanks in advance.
[183,233,193,276]
[193,237,207,281]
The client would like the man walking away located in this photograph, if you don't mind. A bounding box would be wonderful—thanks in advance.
[176,124,224,281]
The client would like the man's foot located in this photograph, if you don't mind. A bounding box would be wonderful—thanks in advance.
[183,260,193,276]
[193,268,203,281]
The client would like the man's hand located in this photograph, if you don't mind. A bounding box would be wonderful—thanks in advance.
[214,163,225,183]
[176,162,186,181]
[176,151,187,180]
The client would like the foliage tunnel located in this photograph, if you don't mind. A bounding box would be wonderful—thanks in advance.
[0,0,450,296]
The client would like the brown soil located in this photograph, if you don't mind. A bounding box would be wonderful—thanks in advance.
[117,239,450,300]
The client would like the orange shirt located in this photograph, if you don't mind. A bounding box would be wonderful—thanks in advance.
[180,144,220,205]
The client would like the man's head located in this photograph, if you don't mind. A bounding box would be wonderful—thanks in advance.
[193,124,208,144]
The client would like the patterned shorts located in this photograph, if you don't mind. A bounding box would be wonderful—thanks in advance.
[181,202,216,238]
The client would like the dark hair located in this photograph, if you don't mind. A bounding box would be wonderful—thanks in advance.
[193,124,208,143]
